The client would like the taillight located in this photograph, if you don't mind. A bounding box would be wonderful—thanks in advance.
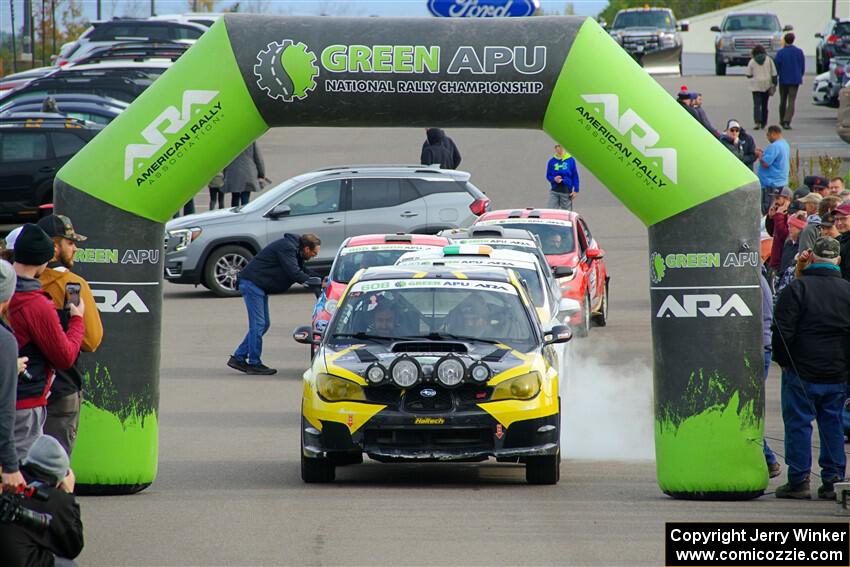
[838,65,846,77]
[828,34,840,44]
[469,198,490,216]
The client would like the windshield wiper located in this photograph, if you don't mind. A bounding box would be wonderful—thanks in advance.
[418,332,503,345]
[332,332,396,342]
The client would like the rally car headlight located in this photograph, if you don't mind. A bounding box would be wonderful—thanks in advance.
[435,355,465,387]
[469,361,491,383]
[317,373,366,402]
[325,299,338,315]
[390,356,421,388]
[491,372,541,401]
[168,227,202,252]
[365,363,387,384]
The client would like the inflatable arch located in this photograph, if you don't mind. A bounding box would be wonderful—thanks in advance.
[55,14,764,498]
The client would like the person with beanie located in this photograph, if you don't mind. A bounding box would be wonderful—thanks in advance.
[36,214,102,456]
[0,435,84,567]
[8,225,85,460]
[0,260,25,491]
[546,144,580,210]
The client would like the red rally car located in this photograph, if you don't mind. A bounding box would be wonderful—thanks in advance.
[472,208,609,336]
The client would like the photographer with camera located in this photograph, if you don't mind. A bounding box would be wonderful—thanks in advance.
[9,225,85,460]
[36,215,102,456]
[0,435,83,566]
[0,260,25,491]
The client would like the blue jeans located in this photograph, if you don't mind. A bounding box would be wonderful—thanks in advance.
[763,350,777,466]
[780,369,846,484]
[233,279,270,365]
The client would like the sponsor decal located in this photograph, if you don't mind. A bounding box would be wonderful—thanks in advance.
[453,238,536,248]
[353,279,517,294]
[253,40,546,102]
[477,218,572,227]
[656,294,753,318]
[428,0,540,18]
[92,289,150,314]
[74,248,160,265]
[415,417,446,425]
[495,423,504,439]
[340,244,433,255]
[124,90,223,186]
[649,251,760,284]
[398,257,536,270]
[347,413,354,427]
[576,94,676,189]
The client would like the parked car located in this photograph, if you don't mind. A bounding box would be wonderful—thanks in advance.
[0,93,128,124]
[816,19,850,73]
[472,208,609,337]
[0,61,171,105]
[73,41,189,65]
[813,57,849,107]
[712,12,792,76]
[292,264,571,484]
[0,113,102,224]
[164,165,491,296]
[606,6,688,75]
[0,66,56,95]
[55,18,206,66]
[148,12,223,28]
[838,85,850,143]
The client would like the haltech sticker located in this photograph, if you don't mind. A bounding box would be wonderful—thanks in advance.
[415,417,446,425]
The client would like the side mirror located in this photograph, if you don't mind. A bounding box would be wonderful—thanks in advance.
[815,33,824,38]
[266,204,291,219]
[552,265,574,278]
[680,21,689,32]
[558,298,581,316]
[586,247,605,260]
[293,325,320,345]
[710,25,721,32]
[544,324,572,345]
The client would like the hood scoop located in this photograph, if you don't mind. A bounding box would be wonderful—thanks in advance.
[354,349,379,363]
[392,341,467,354]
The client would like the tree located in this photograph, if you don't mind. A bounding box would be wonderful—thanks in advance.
[187,0,218,11]
[1,0,89,74]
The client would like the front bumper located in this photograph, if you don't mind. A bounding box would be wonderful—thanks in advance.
[302,404,560,462]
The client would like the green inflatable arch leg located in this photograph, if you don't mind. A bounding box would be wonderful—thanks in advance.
[55,15,765,498]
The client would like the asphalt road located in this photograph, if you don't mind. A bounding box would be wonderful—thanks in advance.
[74,72,847,566]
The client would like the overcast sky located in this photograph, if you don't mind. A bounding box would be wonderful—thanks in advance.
[2,0,609,34]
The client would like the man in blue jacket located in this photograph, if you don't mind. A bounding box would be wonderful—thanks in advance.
[546,144,579,210]
[228,233,321,375]
[774,33,805,130]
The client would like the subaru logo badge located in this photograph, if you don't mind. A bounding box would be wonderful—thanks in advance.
[421,388,437,398]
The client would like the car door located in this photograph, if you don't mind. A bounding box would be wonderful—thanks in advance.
[344,177,427,237]
[266,178,346,270]
[0,129,54,217]
[578,218,602,307]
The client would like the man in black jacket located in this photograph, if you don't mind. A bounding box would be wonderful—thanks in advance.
[420,128,461,169]
[228,233,321,375]
[0,435,83,567]
[772,237,850,499]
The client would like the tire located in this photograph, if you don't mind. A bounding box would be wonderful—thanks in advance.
[526,452,560,485]
[301,442,335,483]
[715,59,726,76]
[592,281,609,327]
[203,245,253,297]
[576,292,591,338]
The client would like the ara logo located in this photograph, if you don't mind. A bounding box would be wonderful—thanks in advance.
[92,289,150,314]
[656,294,752,318]
[580,93,677,183]
[124,90,219,180]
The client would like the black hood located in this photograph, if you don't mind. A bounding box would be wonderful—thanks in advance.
[425,128,445,145]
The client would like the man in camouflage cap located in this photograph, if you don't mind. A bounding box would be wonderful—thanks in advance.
[772,237,850,500]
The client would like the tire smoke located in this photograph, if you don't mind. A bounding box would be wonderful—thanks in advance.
[558,338,655,460]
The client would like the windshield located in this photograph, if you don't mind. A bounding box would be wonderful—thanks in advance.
[612,10,675,30]
[485,222,575,255]
[836,22,850,37]
[722,15,780,32]
[331,246,437,283]
[328,283,536,351]
[239,175,311,213]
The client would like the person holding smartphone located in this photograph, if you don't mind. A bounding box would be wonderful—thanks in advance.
[35,215,102,456]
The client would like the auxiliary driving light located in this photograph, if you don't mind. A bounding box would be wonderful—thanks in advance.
[469,361,491,383]
[390,356,421,388]
[366,363,387,384]
[435,355,465,387]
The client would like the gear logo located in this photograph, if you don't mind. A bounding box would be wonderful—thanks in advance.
[650,252,665,284]
[254,40,319,102]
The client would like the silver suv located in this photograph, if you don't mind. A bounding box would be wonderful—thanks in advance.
[712,12,793,75]
[164,165,491,296]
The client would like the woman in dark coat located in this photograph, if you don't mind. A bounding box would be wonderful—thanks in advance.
[223,143,266,207]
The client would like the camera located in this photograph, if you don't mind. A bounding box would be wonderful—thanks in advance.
[0,484,52,531]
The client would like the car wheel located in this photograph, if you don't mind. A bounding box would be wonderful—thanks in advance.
[592,281,609,327]
[715,59,726,76]
[526,452,560,485]
[576,292,590,338]
[203,245,253,297]
[301,439,335,483]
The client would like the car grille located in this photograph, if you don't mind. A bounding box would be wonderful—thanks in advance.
[733,38,771,51]
[364,427,493,449]
[623,35,659,50]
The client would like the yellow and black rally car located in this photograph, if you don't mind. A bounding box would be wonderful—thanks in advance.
[293,265,571,484]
